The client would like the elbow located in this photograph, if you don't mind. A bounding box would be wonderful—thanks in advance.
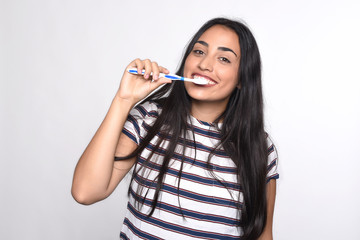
[72,195,93,206]
[71,186,100,205]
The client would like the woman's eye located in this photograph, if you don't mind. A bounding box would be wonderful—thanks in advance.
[219,57,230,63]
[193,50,204,55]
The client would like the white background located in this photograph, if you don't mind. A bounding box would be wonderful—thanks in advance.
[1,0,360,239]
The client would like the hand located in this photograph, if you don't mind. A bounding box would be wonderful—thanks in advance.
[115,58,172,105]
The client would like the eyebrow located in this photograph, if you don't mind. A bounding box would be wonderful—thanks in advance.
[195,40,238,57]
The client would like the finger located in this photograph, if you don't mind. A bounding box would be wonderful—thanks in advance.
[158,77,172,85]
[159,66,170,74]
[143,59,152,79]
[151,62,160,81]
[149,77,172,91]
[134,58,144,77]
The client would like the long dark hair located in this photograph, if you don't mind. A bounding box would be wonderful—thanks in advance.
[118,17,268,239]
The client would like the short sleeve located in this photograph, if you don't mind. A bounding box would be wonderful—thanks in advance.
[122,101,161,145]
[266,136,279,183]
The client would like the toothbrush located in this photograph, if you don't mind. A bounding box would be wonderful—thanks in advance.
[127,68,208,85]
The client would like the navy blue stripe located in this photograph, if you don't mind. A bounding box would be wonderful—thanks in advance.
[266,174,279,183]
[134,175,238,208]
[126,115,140,138]
[267,144,274,154]
[135,105,147,118]
[148,111,159,117]
[122,128,138,145]
[119,231,130,240]
[128,203,239,239]
[267,158,277,172]
[123,217,160,240]
[190,124,221,139]
[137,157,240,190]
[161,180,238,208]
[197,119,213,127]
[136,104,160,118]
[130,189,240,226]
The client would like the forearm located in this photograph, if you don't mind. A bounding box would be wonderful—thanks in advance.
[71,96,135,203]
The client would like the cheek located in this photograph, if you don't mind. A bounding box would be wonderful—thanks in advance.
[183,61,190,77]
[228,65,239,82]
[218,68,238,85]
[183,56,197,76]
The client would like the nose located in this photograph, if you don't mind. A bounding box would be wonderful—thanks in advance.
[198,55,214,72]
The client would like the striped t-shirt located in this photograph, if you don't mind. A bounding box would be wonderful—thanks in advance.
[120,101,279,240]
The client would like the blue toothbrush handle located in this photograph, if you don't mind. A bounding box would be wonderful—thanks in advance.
[162,74,184,80]
[127,68,206,84]
[127,68,182,80]
[128,69,145,74]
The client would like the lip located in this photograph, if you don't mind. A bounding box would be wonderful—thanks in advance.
[191,73,218,85]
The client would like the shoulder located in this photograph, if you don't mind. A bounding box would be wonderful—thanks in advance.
[264,133,280,181]
[265,133,276,154]
[123,100,163,144]
[264,133,279,163]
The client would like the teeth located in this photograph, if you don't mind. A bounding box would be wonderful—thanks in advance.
[206,79,216,85]
[193,75,216,85]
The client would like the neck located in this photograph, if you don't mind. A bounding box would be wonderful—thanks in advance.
[190,99,228,123]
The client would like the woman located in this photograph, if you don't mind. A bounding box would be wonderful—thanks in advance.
[72,17,279,240]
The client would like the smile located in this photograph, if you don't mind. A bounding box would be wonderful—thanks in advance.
[192,74,217,85]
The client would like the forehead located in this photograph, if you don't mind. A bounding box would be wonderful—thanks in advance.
[197,25,240,54]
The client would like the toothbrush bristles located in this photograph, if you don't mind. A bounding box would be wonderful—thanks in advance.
[191,79,207,85]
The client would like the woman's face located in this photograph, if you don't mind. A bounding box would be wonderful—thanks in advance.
[184,25,241,107]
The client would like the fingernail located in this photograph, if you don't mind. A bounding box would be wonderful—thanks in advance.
[154,75,158,80]
[145,74,149,79]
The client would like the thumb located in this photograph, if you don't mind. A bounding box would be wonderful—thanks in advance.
[149,77,172,91]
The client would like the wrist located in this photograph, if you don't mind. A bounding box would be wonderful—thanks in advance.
[113,94,137,110]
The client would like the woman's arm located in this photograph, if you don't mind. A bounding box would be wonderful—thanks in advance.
[71,97,136,205]
[71,59,171,205]
[258,179,277,240]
